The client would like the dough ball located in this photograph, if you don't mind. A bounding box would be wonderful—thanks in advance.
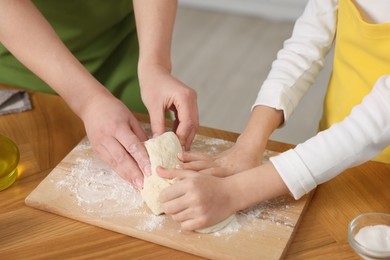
[141,131,236,234]
[196,214,236,234]
[141,132,182,215]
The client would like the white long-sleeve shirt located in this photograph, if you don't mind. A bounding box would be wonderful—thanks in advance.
[253,0,390,199]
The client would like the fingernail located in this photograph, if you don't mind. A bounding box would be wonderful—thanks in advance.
[177,152,183,159]
[135,177,143,189]
[144,165,152,176]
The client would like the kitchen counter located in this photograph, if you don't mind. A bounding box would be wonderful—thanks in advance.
[1,85,389,259]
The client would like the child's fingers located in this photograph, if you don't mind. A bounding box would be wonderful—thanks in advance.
[171,207,194,223]
[178,151,209,163]
[156,166,183,179]
[158,177,188,203]
[200,167,228,177]
[177,160,214,171]
[161,191,189,215]
[156,166,196,180]
[180,217,206,231]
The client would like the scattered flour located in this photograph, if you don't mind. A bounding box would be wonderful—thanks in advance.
[54,133,294,235]
[136,214,166,232]
[213,217,242,237]
[204,138,231,146]
[211,196,295,237]
[240,196,295,228]
[55,141,170,232]
[73,141,91,152]
[56,156,144,216]
[191,135,233,156]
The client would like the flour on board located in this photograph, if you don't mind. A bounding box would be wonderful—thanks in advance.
[54,134,295,234]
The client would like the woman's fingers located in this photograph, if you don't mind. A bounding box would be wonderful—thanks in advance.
[94,136,144,188]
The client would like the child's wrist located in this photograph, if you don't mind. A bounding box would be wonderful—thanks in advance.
[224,173,256,212]
[236,133,267,155]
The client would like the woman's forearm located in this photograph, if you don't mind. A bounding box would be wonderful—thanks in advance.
[133,0,177,75]
[0,0,109,117]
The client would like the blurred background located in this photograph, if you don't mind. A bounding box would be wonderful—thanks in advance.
[172,0,333,145]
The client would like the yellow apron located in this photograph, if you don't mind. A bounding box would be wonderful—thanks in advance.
[319,0,390,163]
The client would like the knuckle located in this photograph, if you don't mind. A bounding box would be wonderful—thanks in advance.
[114,169,128,182]
[108,158,117,168]
[113,151,126,163]
[127,143,138,154]
[186,179,197,190]
[99,124,117,136]
[179,87,197,100]
[164,205,173,215]
[197,216,209,228]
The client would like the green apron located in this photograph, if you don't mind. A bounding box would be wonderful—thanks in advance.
[0,0,147,114]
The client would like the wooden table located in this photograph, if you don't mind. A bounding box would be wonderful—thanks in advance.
[1,85,389,259]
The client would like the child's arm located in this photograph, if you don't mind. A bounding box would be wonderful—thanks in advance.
[273,75,390,199]
[160,76,390,230]
[158,163,288,231]
[179,0,338,176]
[255,0,337,122]
[178,105,283,177]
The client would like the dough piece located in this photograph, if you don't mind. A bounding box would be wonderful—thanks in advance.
[141,132,182,215]
[141,131,236,234]
[196,214,236,234]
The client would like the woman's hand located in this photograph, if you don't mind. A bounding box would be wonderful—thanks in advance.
[80,92,151,189]
[134,0,198,150]
[139,64,199,150]
[158,166,237,231]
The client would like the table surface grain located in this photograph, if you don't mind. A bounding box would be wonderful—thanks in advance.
[0,85,389,259]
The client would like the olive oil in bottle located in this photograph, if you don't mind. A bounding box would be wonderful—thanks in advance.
[0,134,19,191]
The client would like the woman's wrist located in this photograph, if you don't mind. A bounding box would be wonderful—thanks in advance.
[137,60,173,89]
[138,57,172,76]
[73,86,114,121]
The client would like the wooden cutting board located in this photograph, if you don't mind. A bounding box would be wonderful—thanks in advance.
[25,125,312,260]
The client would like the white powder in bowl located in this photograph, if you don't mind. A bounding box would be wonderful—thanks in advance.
[354,225,390,252]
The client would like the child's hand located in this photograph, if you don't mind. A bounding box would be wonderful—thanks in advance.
[177,142,263,177]
[157,166,237,231]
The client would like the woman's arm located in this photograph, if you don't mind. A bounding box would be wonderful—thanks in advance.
[133,0,199,150]
[0,0,106,113]
[0,0,151,188]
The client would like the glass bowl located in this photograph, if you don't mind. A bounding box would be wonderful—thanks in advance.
[348,212,390,260]
[0,134,20,191]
